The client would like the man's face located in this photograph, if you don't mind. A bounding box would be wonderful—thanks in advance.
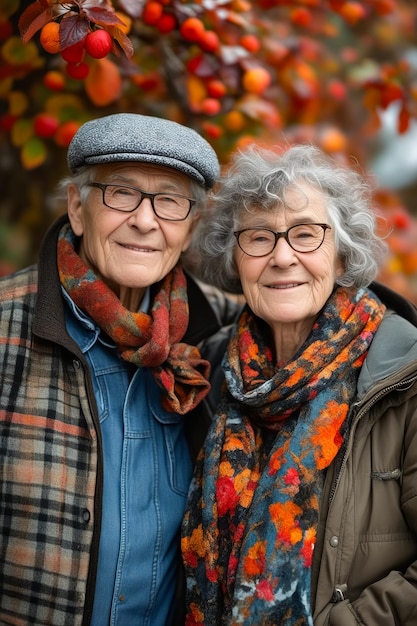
[67,162,198,302]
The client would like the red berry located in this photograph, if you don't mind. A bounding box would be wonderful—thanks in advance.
[66,61,90,80]
[201,121,222,139]
[55,121,81,147]
[0,114,18,132]
[201,98,221,116]
[34,113,60,138]
[156,13,176,33]
[199,30,220,53]
[85,30,112,59]
[239,34,260,53]
[186,54,204,74]
[61,39,85,63]
[207,79,226,98]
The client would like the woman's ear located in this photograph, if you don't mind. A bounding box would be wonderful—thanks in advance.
[67,183,84,236]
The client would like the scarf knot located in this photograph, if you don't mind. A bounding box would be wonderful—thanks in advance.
[58,223,210,414]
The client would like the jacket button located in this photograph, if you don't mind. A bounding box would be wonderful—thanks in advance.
[329,535,339,547]
[82,509,91,523]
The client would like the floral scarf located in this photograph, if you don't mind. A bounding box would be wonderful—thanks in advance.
[182,287,386,625]
[57,223,211,414]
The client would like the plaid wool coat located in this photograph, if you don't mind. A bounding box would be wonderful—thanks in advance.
[0,214,237,626]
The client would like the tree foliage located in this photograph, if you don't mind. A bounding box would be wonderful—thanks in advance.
[1,0,417,299]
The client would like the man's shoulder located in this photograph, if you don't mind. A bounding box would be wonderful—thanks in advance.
[0,265,38,304]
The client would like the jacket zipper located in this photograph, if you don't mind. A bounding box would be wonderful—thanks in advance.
[328,373,417,508]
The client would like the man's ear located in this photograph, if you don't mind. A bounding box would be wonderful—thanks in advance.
[181,213,201,253]
[67,183,84,236]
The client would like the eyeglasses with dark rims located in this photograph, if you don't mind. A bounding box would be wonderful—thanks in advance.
[87,182,196,221]
[234,223,332,257]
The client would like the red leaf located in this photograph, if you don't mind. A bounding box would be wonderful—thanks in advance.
[83,7,126,27]
[18,0,54,43]
[59,14,89,49]
[107,26,134,59]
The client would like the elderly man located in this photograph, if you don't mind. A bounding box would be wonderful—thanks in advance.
[0,113,237,625]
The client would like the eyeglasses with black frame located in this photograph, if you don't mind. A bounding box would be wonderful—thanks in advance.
[87,182,196,221]
[234,223,332,257]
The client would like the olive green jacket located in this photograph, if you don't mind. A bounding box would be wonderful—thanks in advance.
[313,296,417,625]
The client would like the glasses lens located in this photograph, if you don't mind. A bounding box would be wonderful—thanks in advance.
[288,224,325,251]
[103,185,140,212]
[153,194,191,220]
[238,229,277,256]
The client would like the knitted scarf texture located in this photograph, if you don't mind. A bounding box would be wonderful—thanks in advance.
[182,286,386,625]
[57,223,210,414]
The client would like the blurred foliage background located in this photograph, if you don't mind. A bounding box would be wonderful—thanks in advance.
[1,0,417,300]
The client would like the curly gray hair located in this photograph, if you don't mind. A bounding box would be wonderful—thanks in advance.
[194,143,388,294]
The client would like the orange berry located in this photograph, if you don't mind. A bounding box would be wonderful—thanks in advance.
[239,34,260,53]
[156,13,176,34]
[180,17,205,42]
[290,7,312,27]
[85,30,112,59]
[66,61,90,80]
[61,39,85,63]
[142,1,164,26]
[224,110,246,132]
[320,127,347,153]
[340,2,367,25]
[43,70,65,91]
[39,21,61,54]
[242,67,271,94]
[54,120,81,147]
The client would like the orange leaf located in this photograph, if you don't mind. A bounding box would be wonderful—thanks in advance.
[186,75,206,112]
[84,57,122,107]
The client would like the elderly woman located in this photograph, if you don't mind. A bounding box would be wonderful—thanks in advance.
[182,144,417,626]
[0,113,239,626]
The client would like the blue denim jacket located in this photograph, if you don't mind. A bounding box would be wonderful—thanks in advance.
[63,291,193,625]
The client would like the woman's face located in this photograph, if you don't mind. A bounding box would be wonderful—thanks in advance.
[67,162,198,301]
[234,184,344,348]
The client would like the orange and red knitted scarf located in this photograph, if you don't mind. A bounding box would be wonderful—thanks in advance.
[182,286,386,624]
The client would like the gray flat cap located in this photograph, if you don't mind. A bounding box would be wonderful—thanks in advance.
[67,113,220,188]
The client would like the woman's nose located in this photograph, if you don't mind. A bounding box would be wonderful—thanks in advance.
[269,235,297,265]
